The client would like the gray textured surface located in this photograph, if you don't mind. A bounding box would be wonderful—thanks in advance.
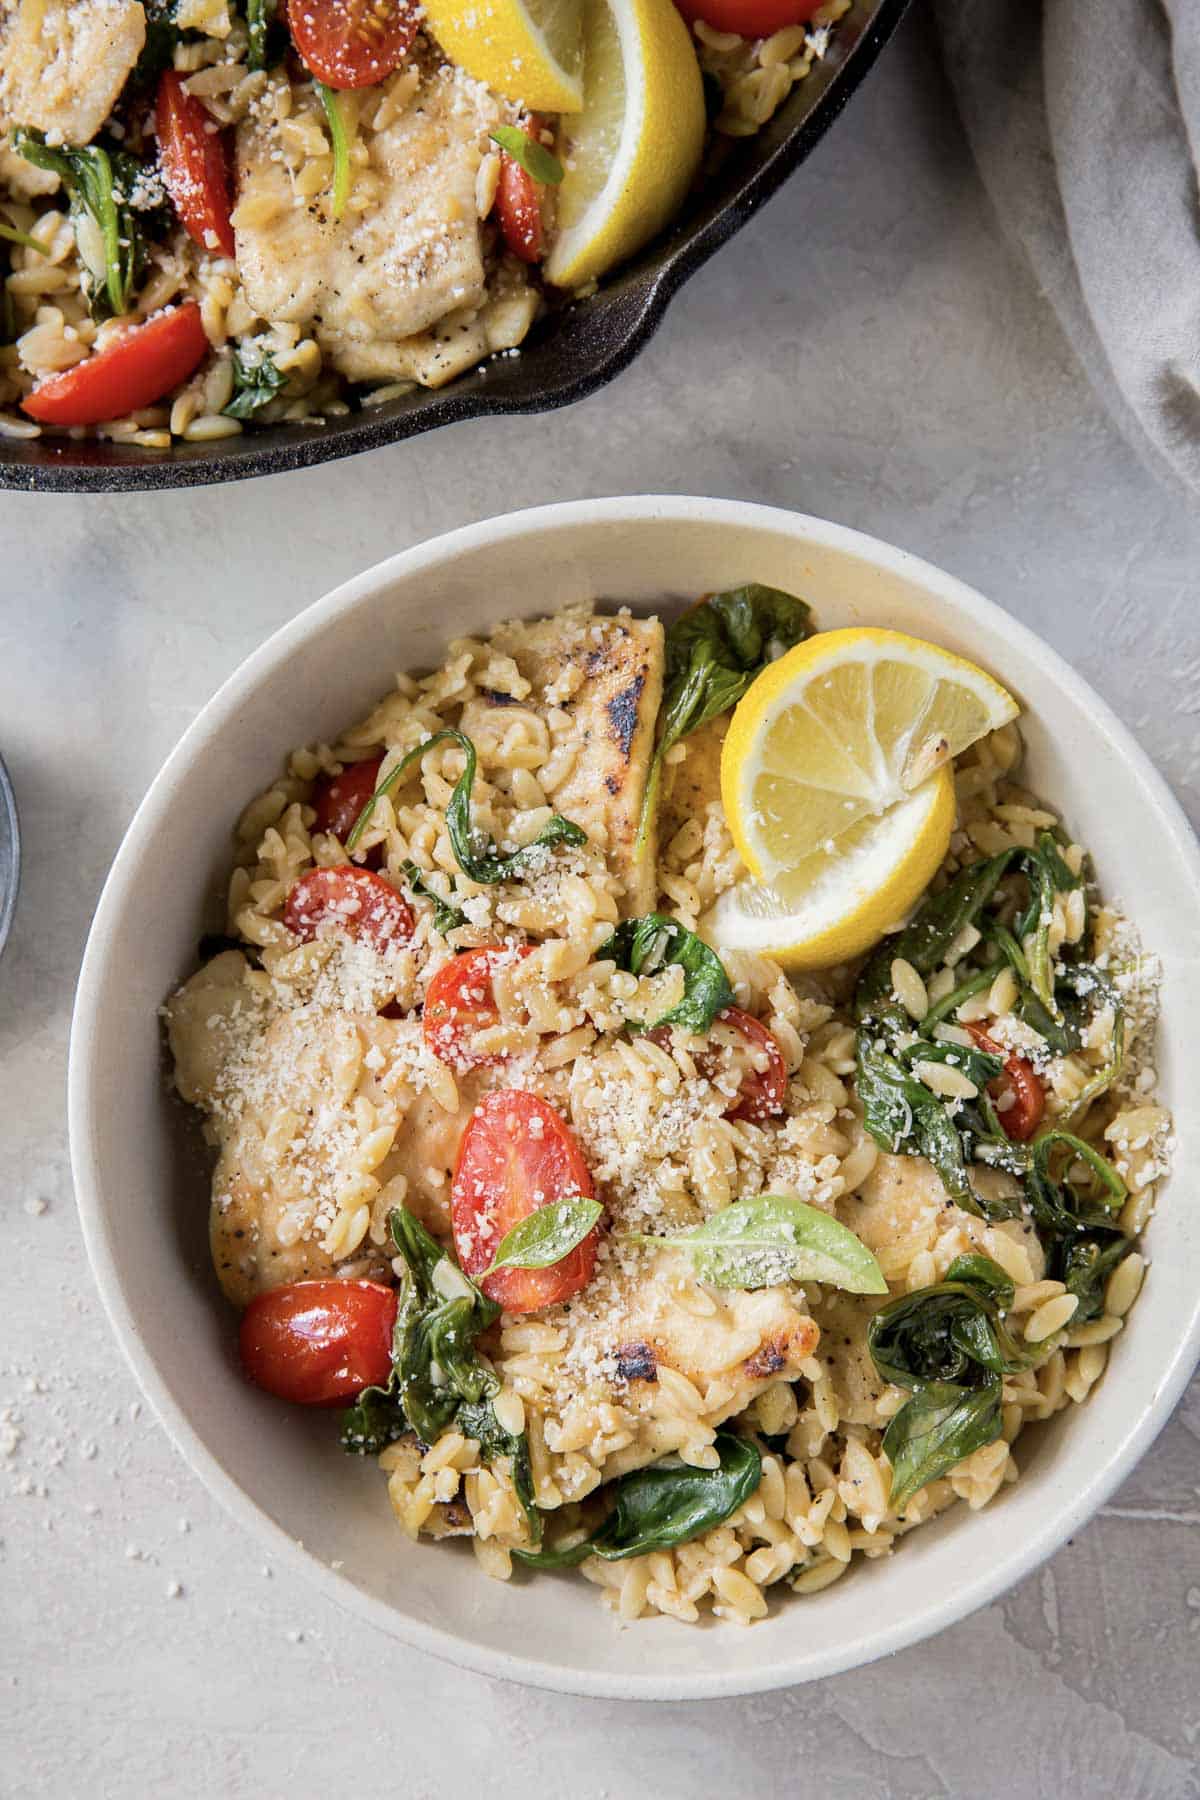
[2,8,1199,1797]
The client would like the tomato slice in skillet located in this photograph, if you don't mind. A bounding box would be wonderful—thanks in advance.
[494,115,549,264]
[451,1090,599,1313]
[20,303,209,427]
[240,1279,396,1404]
[286,0,421,89]
[673,0,825,34]
[283,865,413,952]
[648,1005,787,1124]
[965,1023,1045,1142]
[156,71,236,258]
[423,945,534,1070]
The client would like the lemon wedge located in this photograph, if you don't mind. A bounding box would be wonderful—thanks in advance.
[544,0,705,290]
[421,0,585,114]
[720,628,1018,883]
[706,767,956,970]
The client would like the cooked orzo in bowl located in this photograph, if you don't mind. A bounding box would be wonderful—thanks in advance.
[161,575,1173,1626]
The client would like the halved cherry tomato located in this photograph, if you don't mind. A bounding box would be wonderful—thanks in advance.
[965,1023,1045,1142]
[283,865,413,952]
[240,1279,396,1404]
[287,0,420,90]
[648,1005,787,1124]
[311,754,384,867]
[156,71,235,258]
[424,945,534,1070]
[452,1090,599,1313]
[673,0,824,34]
[21,302,209,427]
[495,115,548,265]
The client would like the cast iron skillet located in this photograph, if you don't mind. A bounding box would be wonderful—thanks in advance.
[0,0,908,492]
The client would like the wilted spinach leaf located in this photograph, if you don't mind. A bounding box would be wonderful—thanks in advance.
[634,584,813,859]
[13,132,162,319]
[346,729,585,883]
[600,913,734,1035]
[513,1431,761,1568]
[869,1253,1033,1509]
[402,861,466,933]
[223,345,287,420]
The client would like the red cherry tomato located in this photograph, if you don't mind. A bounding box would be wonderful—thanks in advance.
[283,865,414,953]
[156,71,235,258]
[495,115,548,264]
[287,0,420,89]
[423,945,534,1070]
[311,754,384,867]
[452,1090,599,1313]
[239,1279,396,1404]
[21,302,209,427]
[965,1024,1045,1142]
[648,1005,787,1124]
[673,0,824,34]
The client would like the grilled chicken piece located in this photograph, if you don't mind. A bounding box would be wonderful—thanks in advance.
[0,0,146,145]
[465,609,665,915]
[233,64,503,380]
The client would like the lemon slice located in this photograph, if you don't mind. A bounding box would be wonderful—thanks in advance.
[706,768,956,969]
[721,627,1018,882]
[544,0,705,290]
[421,0,585,114]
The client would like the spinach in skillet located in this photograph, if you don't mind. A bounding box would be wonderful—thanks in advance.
[223,345,287,420]
[345,729,585,881]
[599,913,734,1035]
[13,132,164,321]
[513,1431,761,1568]
[633,585,814,860]
[868,1254,1036,1510]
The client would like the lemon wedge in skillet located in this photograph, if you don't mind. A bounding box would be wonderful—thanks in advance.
[421,0,586,114]
[544,0,706,290]
[706,629,1019,969]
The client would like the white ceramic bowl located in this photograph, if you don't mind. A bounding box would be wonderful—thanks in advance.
[69,498,1200,1699]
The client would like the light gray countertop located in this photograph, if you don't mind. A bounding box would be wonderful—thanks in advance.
[2,8,1198,1797]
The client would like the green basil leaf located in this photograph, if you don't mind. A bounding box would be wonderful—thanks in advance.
[600,913,734,1035]
[485,1197,604,1275]
[626,1194,887,1295]
[402,860,466,933]
[223,346,286,420]
[514,1431,761,1568]
[490,125,564,184]
[345,729,585,881]
[882,1378,1003,1512]
[634,585,813,860]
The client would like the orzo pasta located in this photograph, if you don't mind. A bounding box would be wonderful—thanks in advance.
[165,590,1171,1625]
[0,0,847,443]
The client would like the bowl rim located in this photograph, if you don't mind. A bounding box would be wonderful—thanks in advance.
[0,0,910,494]
[68,497,1200,1697]
[0,754,20,962]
